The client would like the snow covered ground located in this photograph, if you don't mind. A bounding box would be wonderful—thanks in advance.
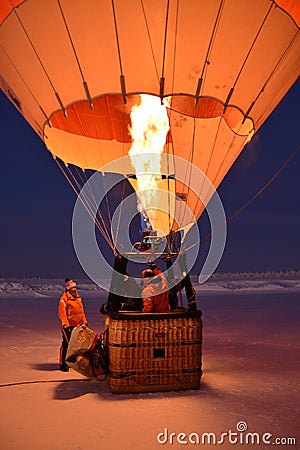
[0,286,299,449]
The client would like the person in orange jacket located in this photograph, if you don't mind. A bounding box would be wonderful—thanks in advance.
[141,266,170,313]
[58,278,88,372]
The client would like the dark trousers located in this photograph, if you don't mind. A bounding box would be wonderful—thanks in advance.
[59,326,75,369]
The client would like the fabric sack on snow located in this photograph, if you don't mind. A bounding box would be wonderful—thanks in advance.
[66,325,99,378]
[66,325,99,361]
[67,353,94,378]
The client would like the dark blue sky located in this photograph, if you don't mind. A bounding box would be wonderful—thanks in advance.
[0,80,299,278]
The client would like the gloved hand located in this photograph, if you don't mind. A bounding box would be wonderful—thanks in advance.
[62,325,73,336]
[148,262,157,271]
[100,303,111,315]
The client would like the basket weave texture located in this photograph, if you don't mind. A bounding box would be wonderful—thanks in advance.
[105,310,202,394]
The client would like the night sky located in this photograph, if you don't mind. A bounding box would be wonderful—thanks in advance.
[0,79,299,279]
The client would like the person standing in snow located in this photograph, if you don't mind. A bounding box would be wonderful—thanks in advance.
[141,266,170,313]
[58,278,88,372]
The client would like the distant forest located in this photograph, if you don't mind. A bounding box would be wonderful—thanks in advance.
[208,269,300,279]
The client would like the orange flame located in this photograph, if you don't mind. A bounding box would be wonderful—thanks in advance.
[129,94,170,228]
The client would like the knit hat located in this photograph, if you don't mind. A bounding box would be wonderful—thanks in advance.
[142,269,154,279]
[65,278,77,290]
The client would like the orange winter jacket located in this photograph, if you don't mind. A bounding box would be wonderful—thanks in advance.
[58,291,87,327]
[142,269,170,313]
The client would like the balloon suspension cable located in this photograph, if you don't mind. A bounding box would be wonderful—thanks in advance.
[160,0,170,88]
[245,30,300,123]
[113,103,128,255]
[209,123,242,197]
[113,177,127,256]
[82,93,118,253]
[194,0,225,103]
[11,3,67,114]
[72,166,115,252]
[54,158,115,251]
[177,117,196,226]
[195,115,223,216]
[65,164,114,250]
[140,0,159,82]
[184,145,300,253]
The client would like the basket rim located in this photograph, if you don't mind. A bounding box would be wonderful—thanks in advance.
[108,308,202,321]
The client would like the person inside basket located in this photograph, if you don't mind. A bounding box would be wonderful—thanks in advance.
[58,278,88,372]
[141,266,170,313]
[121,272,142,311]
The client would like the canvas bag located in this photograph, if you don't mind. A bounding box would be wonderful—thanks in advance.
[66,325,99,377]
[67,353,94,378]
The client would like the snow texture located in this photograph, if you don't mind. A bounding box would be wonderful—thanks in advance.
[0,289,299,449]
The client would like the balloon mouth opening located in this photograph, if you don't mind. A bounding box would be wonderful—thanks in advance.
[44,92,254,173]
[46,92,254,143]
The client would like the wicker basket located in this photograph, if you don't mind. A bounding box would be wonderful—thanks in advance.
[104,310,202,394]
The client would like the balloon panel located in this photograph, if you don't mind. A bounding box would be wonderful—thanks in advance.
[0,0,24,25]
[275,0,300,26]
[1,1,298,134]
[0,0,299,236]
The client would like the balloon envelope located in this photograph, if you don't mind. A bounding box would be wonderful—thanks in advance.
[0,0,299,235]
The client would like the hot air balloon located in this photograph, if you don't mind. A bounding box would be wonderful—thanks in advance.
[0,0,299,260]
[0,0,299,392]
